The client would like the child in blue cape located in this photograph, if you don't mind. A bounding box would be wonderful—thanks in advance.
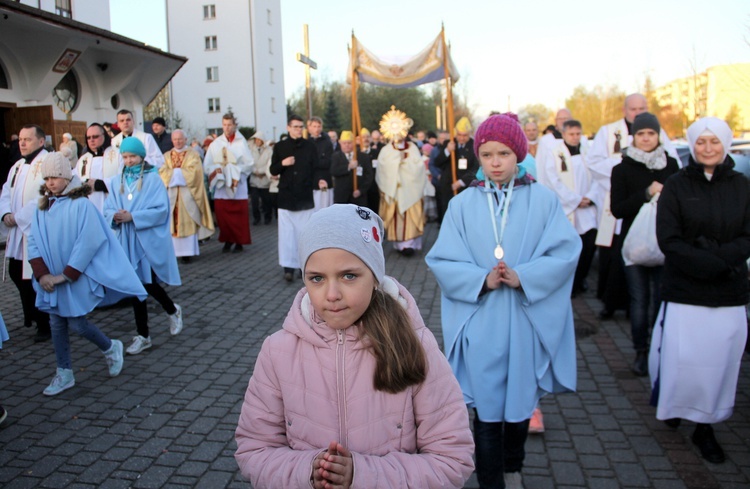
[426,113,581,488]
[104,137,182,355]
[28,152,147,396]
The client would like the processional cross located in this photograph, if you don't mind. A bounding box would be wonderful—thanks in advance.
[295,24,317,121]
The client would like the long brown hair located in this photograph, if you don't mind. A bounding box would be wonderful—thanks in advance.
[359,289,427,394]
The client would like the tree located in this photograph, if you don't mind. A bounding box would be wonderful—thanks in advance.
[143,86,172,127]
[238,126,256,140]
[658,104,687,140]
[517,104,553,128]
[564,85,625,136]
[725,104,742,137]
[323,90,343,133]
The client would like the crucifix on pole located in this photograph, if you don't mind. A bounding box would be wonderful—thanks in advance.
[295,24,317,121]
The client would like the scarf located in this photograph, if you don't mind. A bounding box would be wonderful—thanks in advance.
[623,145,667,170]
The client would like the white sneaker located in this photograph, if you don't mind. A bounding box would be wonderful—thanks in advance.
[104,339,124,376]
[126,335,152,355]
[43,368,75,396]
[169,304,183,336]
[504,472,524,489]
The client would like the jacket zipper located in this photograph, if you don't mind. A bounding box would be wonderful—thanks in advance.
[336,329,347,446]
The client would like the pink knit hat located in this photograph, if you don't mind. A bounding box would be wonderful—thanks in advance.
[473,113,528,163]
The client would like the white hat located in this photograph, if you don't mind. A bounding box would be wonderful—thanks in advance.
[41,152,73,180]
[687,117,732,162]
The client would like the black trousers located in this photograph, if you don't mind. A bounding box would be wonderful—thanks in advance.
[8,258,49,333]
[573,229,598,292]
[250,186,273,223]
[597,234,630,311]
[132,271,176,338]
[473,409,530,489]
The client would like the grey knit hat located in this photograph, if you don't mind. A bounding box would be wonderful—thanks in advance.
[41,152,73,180]
[298,204,385,284]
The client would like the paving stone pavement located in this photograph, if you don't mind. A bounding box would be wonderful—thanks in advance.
[0,217,748,488]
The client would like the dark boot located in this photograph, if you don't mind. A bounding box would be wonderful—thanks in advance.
[664,418,681,428]
[632,350,648,377]
[692,424,725,464]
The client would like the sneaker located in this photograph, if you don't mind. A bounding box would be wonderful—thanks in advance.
[169,304,183,336]
[43,368,75,396]
[103,339,124,377]
[528,407,545,434]
[126,335,152,355]
[504,471,523,489]
[0,405,7,425]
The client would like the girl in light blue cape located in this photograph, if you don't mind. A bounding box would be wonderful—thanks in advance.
[426,113,580,488]
[28,152,147,396]
[104,137,183,356]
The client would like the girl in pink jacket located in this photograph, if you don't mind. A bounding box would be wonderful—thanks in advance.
[235,204,474,488]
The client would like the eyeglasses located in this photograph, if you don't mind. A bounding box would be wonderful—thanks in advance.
[86,135,102,139]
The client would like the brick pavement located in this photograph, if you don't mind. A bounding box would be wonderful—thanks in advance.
[0,218,748,488]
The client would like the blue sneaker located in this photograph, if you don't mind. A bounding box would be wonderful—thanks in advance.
[104,339,124,377]
[43,368,75,396]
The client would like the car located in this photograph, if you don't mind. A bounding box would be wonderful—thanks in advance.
[672,140,750,179]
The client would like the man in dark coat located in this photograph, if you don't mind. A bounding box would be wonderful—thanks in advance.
[434,117,478,223]
[307,116,334,211]
[331,131,373,208]
[270,115,318,281]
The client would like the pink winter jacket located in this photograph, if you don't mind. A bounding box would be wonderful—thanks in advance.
[235,277,474,488]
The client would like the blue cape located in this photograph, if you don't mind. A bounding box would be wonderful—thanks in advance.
[425,181,580,422]
[28,195,147,316]
[104,170,181,285]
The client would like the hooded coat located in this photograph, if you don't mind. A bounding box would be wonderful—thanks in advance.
[235,277,475,488]
[28,178,147,316]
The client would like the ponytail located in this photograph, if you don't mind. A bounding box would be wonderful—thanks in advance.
[360,289,427,394]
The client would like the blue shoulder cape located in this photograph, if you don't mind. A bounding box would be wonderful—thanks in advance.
[425,180,581,422]
[28,195,147,316]
[104,170,181,285]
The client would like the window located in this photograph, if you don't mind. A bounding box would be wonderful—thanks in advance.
[270,68,274,84]
[267,9,272,25]
[205,36,217,50]
[203,4,216,19]
[271,97,276,113]
[268,38,273,54]
[52,70,79,114]
[0,60,9,89]
[207,66,219,82]
[208,98,221,113]
[56,0,72,18]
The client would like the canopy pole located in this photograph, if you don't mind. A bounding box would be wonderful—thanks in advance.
[350,33,359,192]
[441,27,458,195]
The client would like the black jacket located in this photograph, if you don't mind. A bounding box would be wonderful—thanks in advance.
[611,151,680,240]
[434,138,479,217]
[270,137,317,211]
[309,134,334,187]
[330,151,373,207]
[657,156,750,307]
